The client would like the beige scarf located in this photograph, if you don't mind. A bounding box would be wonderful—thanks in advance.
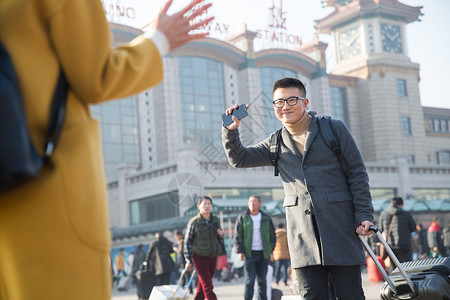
[283,111,312,156]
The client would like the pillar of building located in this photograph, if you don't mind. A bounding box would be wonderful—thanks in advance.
[117,163,137,227]
[298,34,331,115]
[395,154,413,199]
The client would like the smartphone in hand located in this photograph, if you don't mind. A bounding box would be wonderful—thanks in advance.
[222,104,248,127]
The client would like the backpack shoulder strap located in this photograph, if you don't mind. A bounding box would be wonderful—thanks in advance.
[316,115,351,177]
[269,128,282,176]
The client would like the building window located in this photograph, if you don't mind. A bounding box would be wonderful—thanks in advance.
[436,150,450,165]
[130,193,179,225]
[413,188,450,201]
[397,79,407,97]
[428,117,450,132]
[177,56,226,152]
[443,120,449,132]
[401,117,412,135]
[329,86,349,126]
[259,67,297,136]
[407,155,415,165]
[91,96,141,180]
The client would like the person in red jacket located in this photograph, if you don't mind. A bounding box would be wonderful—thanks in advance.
[427,217,446,257]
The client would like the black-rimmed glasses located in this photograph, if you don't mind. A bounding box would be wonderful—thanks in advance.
[272,96,306,108]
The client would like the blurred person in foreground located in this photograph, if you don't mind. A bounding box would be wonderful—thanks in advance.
[0,0,213,299]
[222,77,374,299]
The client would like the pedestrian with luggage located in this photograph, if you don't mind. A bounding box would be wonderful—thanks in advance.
[148,232,176,286]
[184,196,226,300]
[378,197,416,262]
[234,195,276,300]
[222,77,374,299]
[115,248,127,286]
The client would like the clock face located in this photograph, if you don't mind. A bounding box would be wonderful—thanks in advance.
[338,26,361,60]
[381,23,402,53]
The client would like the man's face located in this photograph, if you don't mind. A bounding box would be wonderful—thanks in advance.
[248,196,262,215]
[273,87,309,124]
[197,199,213,214]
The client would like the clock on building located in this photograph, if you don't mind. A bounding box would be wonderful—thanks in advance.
[338,26,361,60]
[381,23,402,53]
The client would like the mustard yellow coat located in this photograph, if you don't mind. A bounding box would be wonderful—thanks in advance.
[0,0,163,298]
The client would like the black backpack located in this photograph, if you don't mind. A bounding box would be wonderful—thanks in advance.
[269,115,350,177]
[0,41,68,192]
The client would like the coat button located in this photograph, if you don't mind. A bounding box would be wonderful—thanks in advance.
[305,209,310,215]
[304,191,309,196]
[303,164,308,169]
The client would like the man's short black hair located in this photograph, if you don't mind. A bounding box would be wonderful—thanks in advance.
[392,196,403,206]
[198,195,213,205]
[278,223,285,229]
[272,77,306,97]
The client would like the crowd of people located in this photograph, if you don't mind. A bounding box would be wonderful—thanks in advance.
[366,197,449,264]
[110,194,449,300]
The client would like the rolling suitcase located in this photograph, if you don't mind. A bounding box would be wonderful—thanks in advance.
[149,269,196,300]
[117,275,132,291]
[360,225,450,300]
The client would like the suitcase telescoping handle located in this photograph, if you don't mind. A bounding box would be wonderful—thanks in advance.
[359,225,415,296]
[174,268,197,295]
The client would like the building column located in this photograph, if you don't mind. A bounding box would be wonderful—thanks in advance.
[117,163,137,227]
[395,155,413,199]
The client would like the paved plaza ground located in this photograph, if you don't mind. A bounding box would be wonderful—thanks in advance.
[112,270,385,300]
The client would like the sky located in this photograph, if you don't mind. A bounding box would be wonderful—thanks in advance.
[104,0,450,109]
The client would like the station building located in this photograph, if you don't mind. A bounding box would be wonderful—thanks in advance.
[93,0,450,246]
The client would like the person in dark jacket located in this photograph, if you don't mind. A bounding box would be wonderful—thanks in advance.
[184,196,226,300]
[379,197,416,262]
[234,195,276,300]
[442,222,450,257]
[427,217,446,257]
[148,232,176,286]
[416,224,429,259]
[132,244,148,300]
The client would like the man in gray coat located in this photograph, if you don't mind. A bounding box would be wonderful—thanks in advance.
[222,77,374,300]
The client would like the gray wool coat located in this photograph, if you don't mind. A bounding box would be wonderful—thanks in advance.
[222,111,374,268]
